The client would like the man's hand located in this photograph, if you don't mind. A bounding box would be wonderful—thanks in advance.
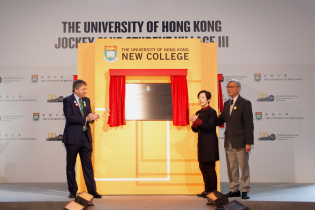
[95,114,100,120]
[245,144,251,153]
[87,113,100,121]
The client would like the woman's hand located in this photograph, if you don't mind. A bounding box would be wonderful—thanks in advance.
[189,115,198,122]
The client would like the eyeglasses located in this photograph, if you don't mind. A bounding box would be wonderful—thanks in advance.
[226,86,238,89]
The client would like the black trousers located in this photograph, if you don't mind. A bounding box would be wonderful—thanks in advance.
[199,161,217,192]
[65,131,96,193]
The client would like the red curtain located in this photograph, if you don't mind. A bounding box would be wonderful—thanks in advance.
[218,74,224,128]
[171,76,189,126]
[108,76,126,127]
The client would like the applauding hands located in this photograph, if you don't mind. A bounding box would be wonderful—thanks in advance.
[189,115,198,122]
[87,112,100,121]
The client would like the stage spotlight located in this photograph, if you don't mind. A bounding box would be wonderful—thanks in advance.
[74,191,94,208]
[62,200,85,210]
[206,190,229,208]
[223,200,250,210]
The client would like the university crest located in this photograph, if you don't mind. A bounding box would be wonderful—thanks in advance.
[255,112,262,120]
[33,113,40,121]
[31,75,38,83]
[104,46,118,63]
[254,73,261,82]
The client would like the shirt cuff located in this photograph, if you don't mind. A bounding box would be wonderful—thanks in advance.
[192,118,202,128]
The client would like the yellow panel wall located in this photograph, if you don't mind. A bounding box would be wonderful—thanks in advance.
[77,39,218,194]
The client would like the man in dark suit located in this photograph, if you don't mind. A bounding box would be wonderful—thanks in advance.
[217,79,254,199]
[63,79,102,198]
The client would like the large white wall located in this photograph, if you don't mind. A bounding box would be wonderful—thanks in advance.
[0,0,314,183]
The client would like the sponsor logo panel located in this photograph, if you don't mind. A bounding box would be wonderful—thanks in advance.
[46,133,63,141]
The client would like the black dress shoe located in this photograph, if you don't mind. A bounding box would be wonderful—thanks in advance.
[242,192,250,199]
[225,190,241,197]
[197,191,210,198]
[89,191,102,198]
[68,192,76,198]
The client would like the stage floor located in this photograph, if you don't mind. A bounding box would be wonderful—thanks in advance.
[1,182,315,209]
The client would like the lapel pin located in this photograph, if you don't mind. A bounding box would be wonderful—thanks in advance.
[234,106,237,110]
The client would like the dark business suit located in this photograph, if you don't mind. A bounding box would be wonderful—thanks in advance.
[217,95,254,192]
[63,94,96,193]
[192,106,219,192]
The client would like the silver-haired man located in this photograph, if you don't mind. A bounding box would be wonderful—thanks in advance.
[217,79,254,199]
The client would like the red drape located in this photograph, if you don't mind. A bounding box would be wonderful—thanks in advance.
[218,74,224,128]
[108,76,126,127]
[171,76,189,126]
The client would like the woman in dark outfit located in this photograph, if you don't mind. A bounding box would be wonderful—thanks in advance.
[189,90,219,198]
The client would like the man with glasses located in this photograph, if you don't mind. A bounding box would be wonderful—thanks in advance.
[217,79,254,199]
